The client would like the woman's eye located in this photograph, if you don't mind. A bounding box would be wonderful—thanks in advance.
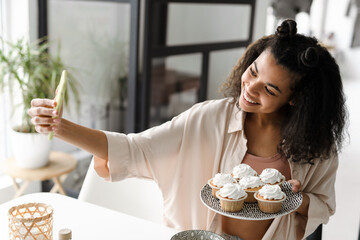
[249,67,256,77]
[265,86,275,96]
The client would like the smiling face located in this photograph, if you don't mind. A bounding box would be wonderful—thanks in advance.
[239,49,294,115]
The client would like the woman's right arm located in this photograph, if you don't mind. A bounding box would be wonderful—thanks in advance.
[28,98,109,178]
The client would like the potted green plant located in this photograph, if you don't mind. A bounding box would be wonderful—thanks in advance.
[0,37,80,168]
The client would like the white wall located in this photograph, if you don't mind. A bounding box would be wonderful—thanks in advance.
[309,0,360,79]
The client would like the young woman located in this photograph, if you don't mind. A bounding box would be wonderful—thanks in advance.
[28,19,347,240]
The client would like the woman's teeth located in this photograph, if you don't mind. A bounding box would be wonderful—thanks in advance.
[244,92,258,104]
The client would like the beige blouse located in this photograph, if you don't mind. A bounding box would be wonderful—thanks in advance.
[103,98,338,240]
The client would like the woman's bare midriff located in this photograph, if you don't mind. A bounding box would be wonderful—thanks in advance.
[222,215,273,240]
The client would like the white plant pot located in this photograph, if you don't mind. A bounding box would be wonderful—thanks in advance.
[11,129,52,169]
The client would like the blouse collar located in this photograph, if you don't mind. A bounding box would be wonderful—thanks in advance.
[228,104,246,133]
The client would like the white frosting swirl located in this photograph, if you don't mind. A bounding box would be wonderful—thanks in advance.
[239,176,264,189]
[258,184,285,200]
[259,168,284,184]
[232,164,257,179]
[212,173,235,187]
[218,183,247,200]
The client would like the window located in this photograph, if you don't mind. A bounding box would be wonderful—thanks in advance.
[0,0,10,167]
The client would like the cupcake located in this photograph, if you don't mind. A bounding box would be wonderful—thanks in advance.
[259,168,285,186]
[231,164,258,182]
[216,183,247,212]
[254,184,286,213]
[208,173,236,198]
[239,176,264,203]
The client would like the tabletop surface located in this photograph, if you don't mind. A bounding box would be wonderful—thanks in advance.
[0,193,179,239]
[1,151,77,180]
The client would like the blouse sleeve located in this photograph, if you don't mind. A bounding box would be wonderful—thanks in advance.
[102,106,191,183]
[302,153,338,238]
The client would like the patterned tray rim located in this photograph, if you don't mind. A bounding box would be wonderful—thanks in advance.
[200,181,303,220]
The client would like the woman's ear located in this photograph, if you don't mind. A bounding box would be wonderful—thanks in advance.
[289,100,294,106]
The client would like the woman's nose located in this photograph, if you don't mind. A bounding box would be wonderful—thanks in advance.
[246,78,261,93]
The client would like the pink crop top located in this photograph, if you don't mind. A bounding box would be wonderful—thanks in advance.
[242,152,292,180]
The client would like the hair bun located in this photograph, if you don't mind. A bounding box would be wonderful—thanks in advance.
[298,47,319,68]
[276,19,297,38]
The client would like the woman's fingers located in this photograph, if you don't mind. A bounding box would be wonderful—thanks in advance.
[30,98,55,108]
[28,98,61,134]
[27,107,58,118]
[35,125,57,134]
[31,116,60,126]
[288,179,302,192]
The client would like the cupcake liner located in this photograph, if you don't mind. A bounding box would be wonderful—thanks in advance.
[216,191,247,212]
[242,186,263,203]
[208,178,237,198]
[220,199,245,212]
[244,190,257,203]
[207,179,221,198]
[212,188,220,198]
[254,192,286,213]
[216,193,247,212]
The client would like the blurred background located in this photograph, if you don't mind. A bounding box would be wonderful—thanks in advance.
[0,0,359,239]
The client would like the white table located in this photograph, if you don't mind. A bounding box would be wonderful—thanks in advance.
[0,193,179,239]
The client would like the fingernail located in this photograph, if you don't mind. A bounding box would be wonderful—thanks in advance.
[52,110,58,115]
[53,118,60,123]
[52,126,57,131]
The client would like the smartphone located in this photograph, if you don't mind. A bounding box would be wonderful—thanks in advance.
[48,70,67,140]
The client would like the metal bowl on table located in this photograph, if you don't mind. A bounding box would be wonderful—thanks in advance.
[171,230,225,240]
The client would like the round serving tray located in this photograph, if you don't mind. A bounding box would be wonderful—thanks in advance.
[200,181,302,220]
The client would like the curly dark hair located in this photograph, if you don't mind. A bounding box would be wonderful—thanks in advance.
[222,19,348,164]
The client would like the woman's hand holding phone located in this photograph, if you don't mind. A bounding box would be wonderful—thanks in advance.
[27,70,66,138]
